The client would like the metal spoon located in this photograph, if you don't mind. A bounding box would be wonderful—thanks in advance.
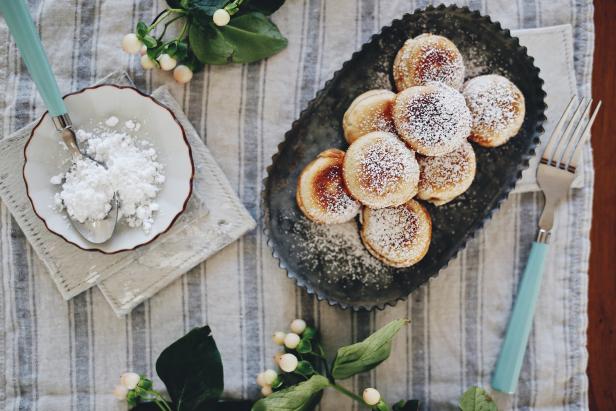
[1,0,118,243]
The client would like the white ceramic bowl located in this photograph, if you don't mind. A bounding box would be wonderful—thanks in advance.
[23,84,194,253]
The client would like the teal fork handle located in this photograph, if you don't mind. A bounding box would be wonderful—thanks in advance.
[0,0,67,116]
[492,241,549,394]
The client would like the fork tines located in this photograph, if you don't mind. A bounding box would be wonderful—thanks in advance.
[540,96,602,173]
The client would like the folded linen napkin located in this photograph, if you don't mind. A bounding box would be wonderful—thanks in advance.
[0,71,256,316]
[512,24,582,192]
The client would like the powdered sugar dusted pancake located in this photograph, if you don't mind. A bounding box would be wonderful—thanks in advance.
[343,132,419,209]
[393,33,465,91]
[343,89,396,144]
[297,149,361,224]
[360,199,432,267]
[463,74,525,147]
[393,83,471,156]
[417,140,476,205]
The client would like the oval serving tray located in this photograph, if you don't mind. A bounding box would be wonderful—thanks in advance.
[263,5,546,310]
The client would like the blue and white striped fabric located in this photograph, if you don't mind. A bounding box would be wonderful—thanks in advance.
[0,0,593,410]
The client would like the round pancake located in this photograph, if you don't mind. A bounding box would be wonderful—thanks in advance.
[360,199,432,268]
[417,141,476,205]
[393,83,471,156]
[462,74,525,147]
[342,131,419,209]
[296,149,361,224]
[343,89,397,144]
[393,33,465,92]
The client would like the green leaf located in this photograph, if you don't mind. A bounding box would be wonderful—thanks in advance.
[136,21,148,38]
[183,0,227,19]
[331,319,409,380]
[174,41,189,61]
[166,0,184,8]
[132,402,163,411]
[142,34,158,48]
[295,360,315,377]
[302,327,316,340]
[297,339,312,354]
[189,21,234,65]
[155,326,223,410]
[244,0,286,15]
[459,387,498,411]
[393,399,421,411]
[251,375,329,411]
[189,12,287,65]
[219,12,287,63]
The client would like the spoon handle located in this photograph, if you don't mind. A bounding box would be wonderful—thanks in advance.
[0,0,67,117]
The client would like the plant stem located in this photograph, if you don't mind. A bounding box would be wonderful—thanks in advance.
[177,19,189,41]
[330,382,367,405]
[149,8,186,32]
[144,389,172,411]
[157,15,186,40]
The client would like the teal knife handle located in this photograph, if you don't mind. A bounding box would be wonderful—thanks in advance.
[492,241,549,394]
[0,0,66,116]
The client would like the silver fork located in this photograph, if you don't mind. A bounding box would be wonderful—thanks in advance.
[492,97,602,394]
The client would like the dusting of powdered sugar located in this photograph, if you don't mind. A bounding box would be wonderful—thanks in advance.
[362,204,428,263]
[356,110,396,136]
[463,75,520,132]
[418,142,474,191]
[52,117,165,233]
[288,216,393,289]
[396,84,471,155]
[358,136,417,195]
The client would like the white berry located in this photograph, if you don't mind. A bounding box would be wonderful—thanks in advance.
[261,385,273,396]
[263,369,277,385]
[213,9,231,26]
[113,384,129,400]
[290,319,307,334]
[122,33,143,54]
[256,372,267,387]
[173,65,193,83]
[284,333,301,349]
[140,44,148,55]
[279,353,298,372]
[140,54,155,70]
[363,388,381,406]
[158,54,177,71]
[120,372,140,389]
[272,331,286,345]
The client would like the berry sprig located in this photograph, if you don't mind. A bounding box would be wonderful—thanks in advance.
[255,318,391,410]
[113,373,171,411]
[121,0,288,84]
[121,7,195,84]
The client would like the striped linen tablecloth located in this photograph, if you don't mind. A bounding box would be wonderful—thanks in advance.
[0,0,594,410]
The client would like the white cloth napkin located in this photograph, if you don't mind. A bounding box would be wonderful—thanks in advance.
[0,71,256,316]
[511,24,582,192]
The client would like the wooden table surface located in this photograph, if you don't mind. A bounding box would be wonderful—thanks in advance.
[588,0,615,409]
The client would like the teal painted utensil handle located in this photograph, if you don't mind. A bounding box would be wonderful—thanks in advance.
[492,241,549,394]
[0,0,67,116]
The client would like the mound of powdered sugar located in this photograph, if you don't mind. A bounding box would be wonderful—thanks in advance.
[52,116,165,233]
